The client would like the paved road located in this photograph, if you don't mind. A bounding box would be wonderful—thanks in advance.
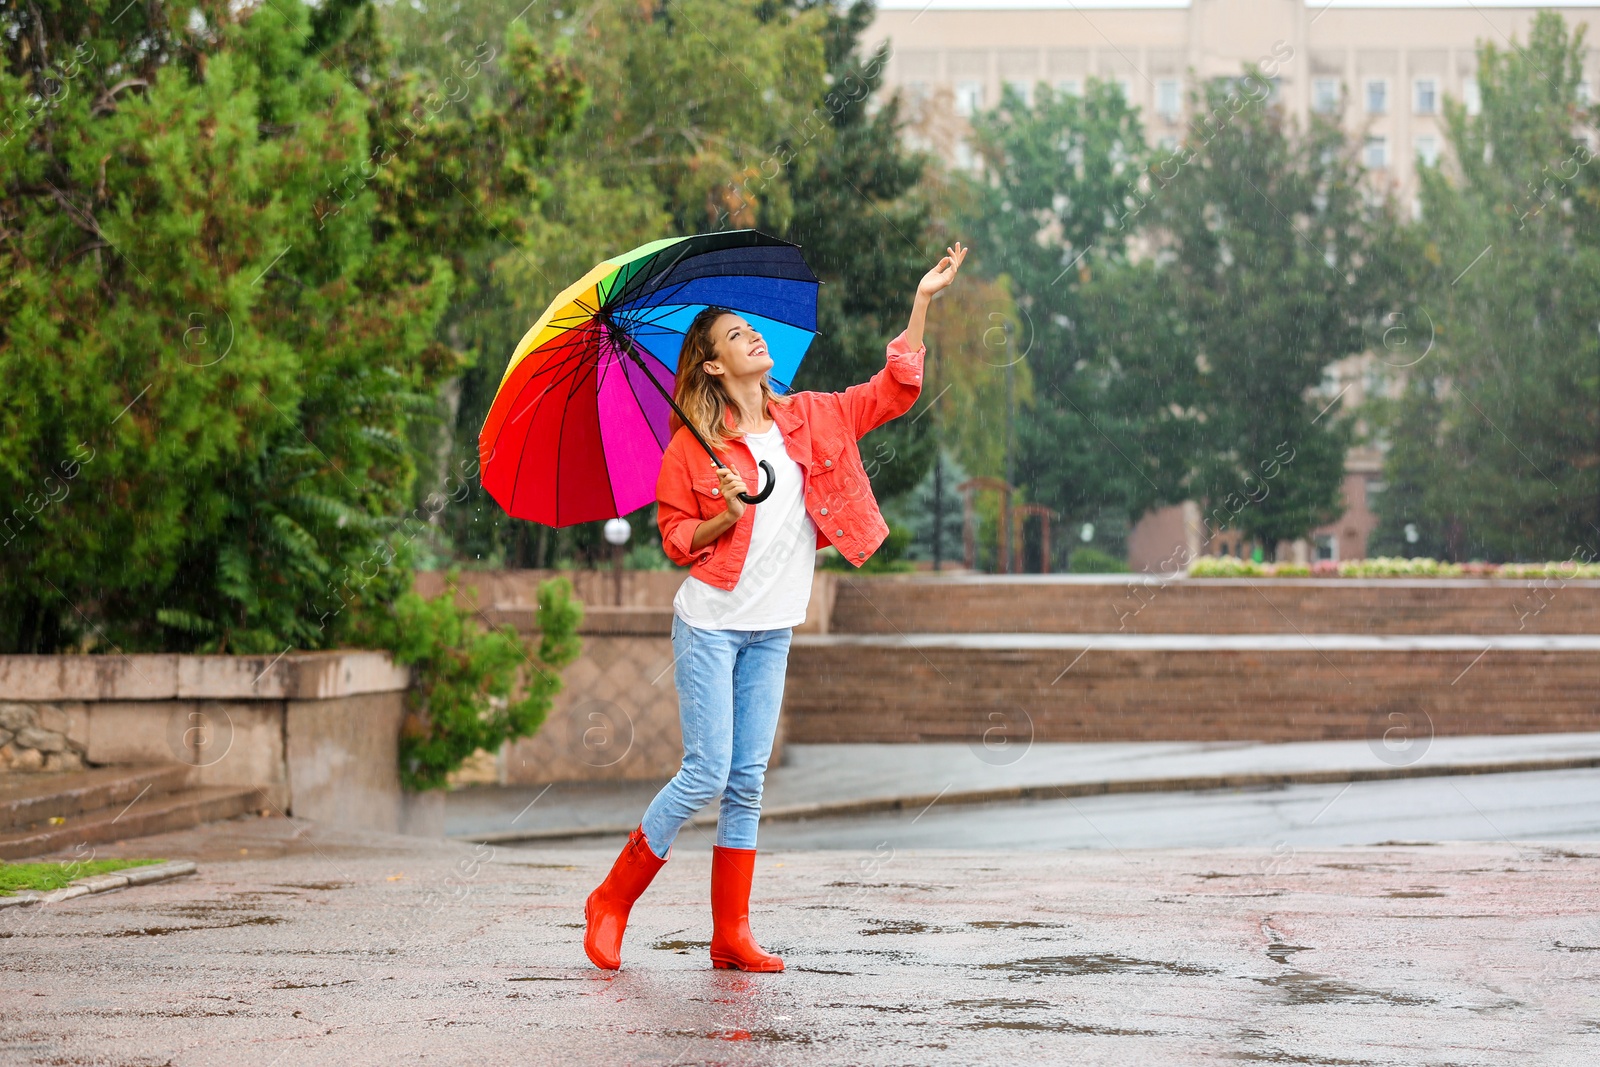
[4,817,1600,1065]
[750,767,1600,852]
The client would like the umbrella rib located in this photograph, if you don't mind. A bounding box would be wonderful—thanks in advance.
[503,328,610,520]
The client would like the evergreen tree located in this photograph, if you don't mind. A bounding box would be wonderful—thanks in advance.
[0,0,581,651]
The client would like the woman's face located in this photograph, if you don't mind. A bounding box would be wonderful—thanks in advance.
[702,314,772,380]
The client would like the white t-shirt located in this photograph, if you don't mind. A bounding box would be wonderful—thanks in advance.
[672,422,818,631]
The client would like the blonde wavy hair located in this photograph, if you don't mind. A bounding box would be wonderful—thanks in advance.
[669,306,790,452]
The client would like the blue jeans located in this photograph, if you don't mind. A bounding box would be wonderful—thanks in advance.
[639,615,793,858]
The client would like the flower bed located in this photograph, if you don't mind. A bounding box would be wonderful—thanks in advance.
[1186,556,1600,579]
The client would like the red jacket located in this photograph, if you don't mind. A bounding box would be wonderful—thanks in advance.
[656,331,926,589]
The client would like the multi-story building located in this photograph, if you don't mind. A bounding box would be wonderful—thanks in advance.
[870,0,1598,566]
[873,0,1600,208]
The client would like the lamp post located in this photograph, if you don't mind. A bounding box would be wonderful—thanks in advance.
[603,518,631,606]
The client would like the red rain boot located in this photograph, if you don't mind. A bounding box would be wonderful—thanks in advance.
[708,845,784,972]
[584,825,668,970]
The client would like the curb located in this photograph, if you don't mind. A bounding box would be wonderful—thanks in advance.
[454,755,1600,844]
[0,861,197,909]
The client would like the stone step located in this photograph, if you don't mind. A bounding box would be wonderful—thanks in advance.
[0,764,194,833]
[827,575,1600,636]
[0,785,263,861]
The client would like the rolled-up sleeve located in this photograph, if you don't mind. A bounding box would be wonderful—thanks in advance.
[838,330,925,440]
[656,445,714,567]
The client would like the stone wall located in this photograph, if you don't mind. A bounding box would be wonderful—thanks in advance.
[415,568,839,784]
[0,702,87,772]
[0,652,431,834]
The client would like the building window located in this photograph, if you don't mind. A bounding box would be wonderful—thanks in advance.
[1365,79,1388,114]
[1313,78,1340,114]
[1415,135,1439,166]
[1054,78,1081,97]
[1314,533,1337,563]
[1580,80,1592,105]
[953,139,980,172]
[904,81,930,106]
[1157,78,1181,120]
[1414,78,1437,114]
[1004,80,1032,107]
[955,80,985,117]
[1112,77,1134,102]
[1461,75,1480,116]
[1365,136,1388,169]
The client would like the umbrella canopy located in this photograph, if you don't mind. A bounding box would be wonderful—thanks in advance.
[479,230,820,528]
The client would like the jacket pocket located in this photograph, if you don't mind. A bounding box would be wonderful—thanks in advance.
[690,476,727,518]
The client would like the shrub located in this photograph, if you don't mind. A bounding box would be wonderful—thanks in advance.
[1187,555,1265,577]
[820,523,916,574]
[357,573,583,791]
[1270,562,1311,577]
[1068,548,1130,573]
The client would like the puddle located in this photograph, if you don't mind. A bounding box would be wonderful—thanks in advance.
[270,979,354,989]
[967,920,1064,930]
[981,954,1214,977]
[1266,942,1313,965]
[275,882,351,891]
[1383,889,1445,899]
[105,915,284,937]
[1254,973,1434,1006]
[824,881,956,891]
[506,863,580,870]
[823,1002,923,1014]
[960,1017,1157,1036]
[508,975,587,981]
[652,938,710,953]
[1195,872,1243,880]
[947,997,1053,1010]
[792,967,857,975]
[861,919,941,936]
[656,1027,813,1045]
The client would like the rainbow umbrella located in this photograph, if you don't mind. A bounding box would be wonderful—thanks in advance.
[479,230,819,527]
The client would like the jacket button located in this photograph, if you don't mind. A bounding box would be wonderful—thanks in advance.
[857,551,865,558]
[823,459,832,468]
[819,507,829,516]
[711,487,719,495]
[835,529,843,537]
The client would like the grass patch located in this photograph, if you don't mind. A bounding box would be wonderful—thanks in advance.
[0,858,163,896]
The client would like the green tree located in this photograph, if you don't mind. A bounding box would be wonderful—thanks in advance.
[965,81,1198,550]
[0,0,581,652]
[1152,73,1380,551]
[778,0,937,504]
[403,0,831,566]
[1378,13,1600,560]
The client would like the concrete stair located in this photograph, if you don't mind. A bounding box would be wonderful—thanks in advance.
[0,765,263,860]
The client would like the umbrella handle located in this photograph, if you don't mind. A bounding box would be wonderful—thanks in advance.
[735,459,775,505]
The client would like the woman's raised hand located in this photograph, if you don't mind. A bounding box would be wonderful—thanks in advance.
[916,242,968,300]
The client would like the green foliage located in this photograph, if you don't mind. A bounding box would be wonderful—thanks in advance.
[1151,74,1382,549]
[1067,547,1129,574]
[1377,12,1600,560]
[0,0,583,653]
[820,522,915,574]
[0,859,159,896]
[965,80,1196,529]
[409,0,834,566]
[359,573,583,792]
[780,0,937,505]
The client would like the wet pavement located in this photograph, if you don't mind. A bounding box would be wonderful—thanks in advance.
[4,814,1599,1065]
[445,734,1600,841]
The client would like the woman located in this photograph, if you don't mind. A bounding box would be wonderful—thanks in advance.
[583,242,968,972]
